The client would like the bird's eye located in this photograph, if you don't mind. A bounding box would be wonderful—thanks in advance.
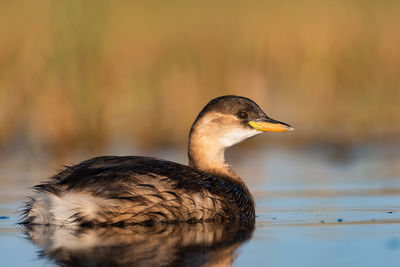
[238,111,248,120]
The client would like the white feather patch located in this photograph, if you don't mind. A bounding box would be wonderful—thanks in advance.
[218,128,260,148]
[28,192,107,226]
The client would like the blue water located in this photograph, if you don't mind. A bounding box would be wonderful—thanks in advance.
[1,145,399,266]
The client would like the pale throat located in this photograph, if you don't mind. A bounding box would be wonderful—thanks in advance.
[188,113,260,178]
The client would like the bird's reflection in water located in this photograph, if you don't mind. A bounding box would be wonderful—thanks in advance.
[23,221,254,267]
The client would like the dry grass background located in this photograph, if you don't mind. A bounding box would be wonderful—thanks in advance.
[0,0,399,157]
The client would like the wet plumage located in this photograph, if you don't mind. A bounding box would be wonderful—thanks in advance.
[22,95,293,226]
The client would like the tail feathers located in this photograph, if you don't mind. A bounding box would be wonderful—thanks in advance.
[21,192,55,225]
[21,191,101,226]
[21,191,135,226]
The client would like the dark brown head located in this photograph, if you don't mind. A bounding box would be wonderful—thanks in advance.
[188,95,293,177]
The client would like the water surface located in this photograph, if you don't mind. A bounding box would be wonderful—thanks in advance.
[1,145,399,266]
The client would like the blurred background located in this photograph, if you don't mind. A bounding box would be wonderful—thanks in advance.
[1,2,400,266]
[0,0,399,161]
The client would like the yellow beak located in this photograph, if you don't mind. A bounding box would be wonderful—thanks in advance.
[249,120,294,132]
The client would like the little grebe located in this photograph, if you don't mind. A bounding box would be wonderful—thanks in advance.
[22,95,293,226]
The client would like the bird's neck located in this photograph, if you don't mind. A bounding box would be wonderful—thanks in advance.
[188,130,239,179]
